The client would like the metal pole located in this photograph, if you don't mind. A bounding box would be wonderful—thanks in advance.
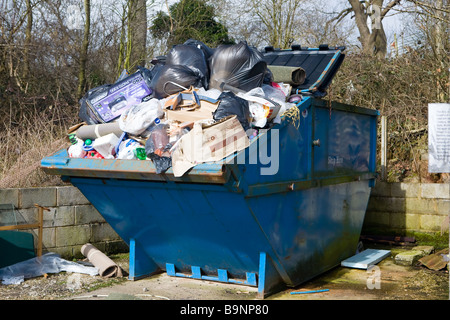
[381,116,387,181]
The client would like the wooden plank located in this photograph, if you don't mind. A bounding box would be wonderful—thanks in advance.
[0,223,40,231]
[341,249,391,269]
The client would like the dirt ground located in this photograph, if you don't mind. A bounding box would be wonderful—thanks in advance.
[0,247,448,302]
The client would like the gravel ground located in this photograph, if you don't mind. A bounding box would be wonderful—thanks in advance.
[0,251,448,301]
[0,254,129,300]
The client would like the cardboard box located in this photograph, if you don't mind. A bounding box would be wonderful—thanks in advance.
[165,98,218,123]
[172,115,249,177]
[86,72,152,123]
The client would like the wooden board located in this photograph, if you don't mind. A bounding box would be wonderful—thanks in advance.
[341,249,391,269]
[0,230,36,269]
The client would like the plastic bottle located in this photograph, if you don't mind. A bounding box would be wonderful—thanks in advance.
[149,123,170,157]
[134,147,147,160]
[83,139,94,152]
[68,133,78,145]
[140,118,162,138]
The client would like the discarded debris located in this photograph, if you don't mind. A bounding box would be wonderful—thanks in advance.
[0,252,98,285]
[418,248,449,271]
[395,250,426,266]
[360,235,416,246]
[341,249,391,269]
[81,243,125,278]
[290,289,329,295]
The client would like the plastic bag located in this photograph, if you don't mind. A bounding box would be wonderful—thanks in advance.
[150,64,204,99]
[68,137,87,158]
[166,44,209,90]
[249,102,268,128]
[209,41,267,92]
[213,92,251,131]
[183,39,215,60]
[145,123,172,174]
[261,84,287,102]
[0,253,98,284]
[118,98,164,135]
[117,139,146,160]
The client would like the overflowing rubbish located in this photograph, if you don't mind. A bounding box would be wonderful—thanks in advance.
[81,243,124,278]
[68,39,299,176]
[0,253,98,285]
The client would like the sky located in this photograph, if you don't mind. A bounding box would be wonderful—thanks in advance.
[80,0,415,54]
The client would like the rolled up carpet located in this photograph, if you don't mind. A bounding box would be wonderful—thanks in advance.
[81,243,123,278]
[267,65,306,85]
[76,122,123,140]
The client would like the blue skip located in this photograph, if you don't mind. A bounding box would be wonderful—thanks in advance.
[41,46,378,299]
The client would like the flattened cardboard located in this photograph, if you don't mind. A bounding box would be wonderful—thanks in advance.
[172,115,249,177]
[165,99,217,123]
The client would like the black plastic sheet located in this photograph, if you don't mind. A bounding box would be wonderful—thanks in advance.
[213,91,251,131]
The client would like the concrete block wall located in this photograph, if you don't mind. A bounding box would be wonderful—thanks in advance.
[364,182,450,234]
[0,186,127,260]
[1,182,448,260]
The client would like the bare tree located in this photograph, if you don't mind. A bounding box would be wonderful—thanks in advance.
[77,0,91,99]
[252,0,305,49]
[22,0,33,84]
[128,0,147,69]
[346,0,400,57]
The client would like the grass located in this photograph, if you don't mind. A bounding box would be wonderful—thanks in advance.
[408,231,449,250]
[85,277,128,292]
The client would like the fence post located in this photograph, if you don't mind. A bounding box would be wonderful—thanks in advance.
[381,115,387,181]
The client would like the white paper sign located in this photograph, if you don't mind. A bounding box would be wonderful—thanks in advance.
[428,103,450,173]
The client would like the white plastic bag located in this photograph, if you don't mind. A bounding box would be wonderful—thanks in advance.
[118,98,164,135]
[117,139,145,160]
[249,102,268,128]
[68,138,87,158]
[0,253,98,285]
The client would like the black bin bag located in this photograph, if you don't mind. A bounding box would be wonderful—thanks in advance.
[183,39,215,61]
[209,41,267,92]
[150,64,204,99]
[213,91,251,131]
[165,44,209,90]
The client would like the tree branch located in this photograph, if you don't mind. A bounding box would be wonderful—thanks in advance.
[381,0,401,19]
